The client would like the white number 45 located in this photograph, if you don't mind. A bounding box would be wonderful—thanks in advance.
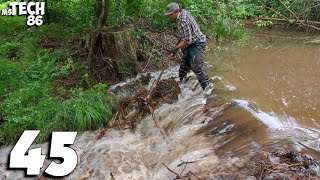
[9,130,78,176]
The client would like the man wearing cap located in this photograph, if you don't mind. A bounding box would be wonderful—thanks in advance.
[165,2,213,95]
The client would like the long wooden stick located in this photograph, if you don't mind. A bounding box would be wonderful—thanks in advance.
[145,66,170,143]
[162,163,183,179]
[148,105,170,143]
[278,0,302,23]
[278,0,320,31]
[188,171,202,180]
[261,5,288,19]
[256,17,320,26]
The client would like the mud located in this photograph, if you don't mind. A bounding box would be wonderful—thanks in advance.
[1,28,320,179]
[243,150,318,179]
[0,67,319,179]
[111,77,181,130]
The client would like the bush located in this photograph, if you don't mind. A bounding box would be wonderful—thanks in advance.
[133,0,251,39]
[0,42,19,58]
[0,35,113,146]
[0,60,20,96]
[249,0,320,21]
[0,88,113,145]
[44,0,95,32]
[54,89,113,132]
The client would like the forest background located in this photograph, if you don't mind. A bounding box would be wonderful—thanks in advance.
[0,0,319,146]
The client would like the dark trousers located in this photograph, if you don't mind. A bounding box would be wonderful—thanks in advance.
[179,44,209,90]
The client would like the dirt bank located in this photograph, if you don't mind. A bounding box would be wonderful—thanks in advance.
[0,66,318,179]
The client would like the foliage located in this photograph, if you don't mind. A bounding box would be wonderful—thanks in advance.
[0,42,19,58]
[0,89,113,145]
[93,83,108,93]
[0,60,20,96]
[1,0,317,146]
[0,46,112,144]
[101,0,250,39]
[254,20,273,28]
[249,0,320,21]
[0,47,112,145]
[44,0,95,32]
[0,1,114,145]
[0,41,114,145]
[133,29,146,40]
[0,15,25,43]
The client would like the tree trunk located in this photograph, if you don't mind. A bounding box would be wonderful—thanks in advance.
[97,0,109,29]
[88,0,138,81]
[100,27,138,75]
[87,27,138,81]
[95,0,102,25]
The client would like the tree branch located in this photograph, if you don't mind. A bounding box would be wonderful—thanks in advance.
[97,0,109,29]
[278,0,320,31]
[162,163,183,179]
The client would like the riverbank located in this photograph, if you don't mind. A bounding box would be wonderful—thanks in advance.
[1,62,319,179]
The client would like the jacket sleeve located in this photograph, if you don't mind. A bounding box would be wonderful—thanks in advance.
[177,20,193,45]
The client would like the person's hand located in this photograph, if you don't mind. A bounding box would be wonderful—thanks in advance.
[169,47,179,57]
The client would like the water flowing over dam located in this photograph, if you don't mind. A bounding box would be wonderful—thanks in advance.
[0,30,319,179]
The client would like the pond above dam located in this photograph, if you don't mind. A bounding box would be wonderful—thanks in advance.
[205,29,320,160]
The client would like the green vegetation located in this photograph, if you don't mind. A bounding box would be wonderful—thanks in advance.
[251,0,320,21]
[1,0,319,146]
[0,1,113,145]
[107,0,252,39]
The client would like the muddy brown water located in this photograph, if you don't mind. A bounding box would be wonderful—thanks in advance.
[205,30,320,160]
[1,30,319,179]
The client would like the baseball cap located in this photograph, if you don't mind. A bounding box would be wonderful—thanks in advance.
[164,2,180,15]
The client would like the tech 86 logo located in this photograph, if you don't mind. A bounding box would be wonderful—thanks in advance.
[1,1,45,26]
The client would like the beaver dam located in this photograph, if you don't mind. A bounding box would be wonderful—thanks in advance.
[1,29,320,179]
[1,60,319,179]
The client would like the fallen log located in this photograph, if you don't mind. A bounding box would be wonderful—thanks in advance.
[304,39,320,44]
[256,17,320,26]
[277,0,320,31]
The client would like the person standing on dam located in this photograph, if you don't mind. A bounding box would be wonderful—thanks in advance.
[165,2,213,95]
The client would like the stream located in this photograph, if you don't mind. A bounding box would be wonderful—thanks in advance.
[0,30,319,179]
[205,29,320,160]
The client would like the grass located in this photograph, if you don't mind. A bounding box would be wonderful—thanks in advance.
[0,59,20,97]
[0,46,114,145]
[0,0,252,146]
[0,89,113,145]
[0,2,114,146]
